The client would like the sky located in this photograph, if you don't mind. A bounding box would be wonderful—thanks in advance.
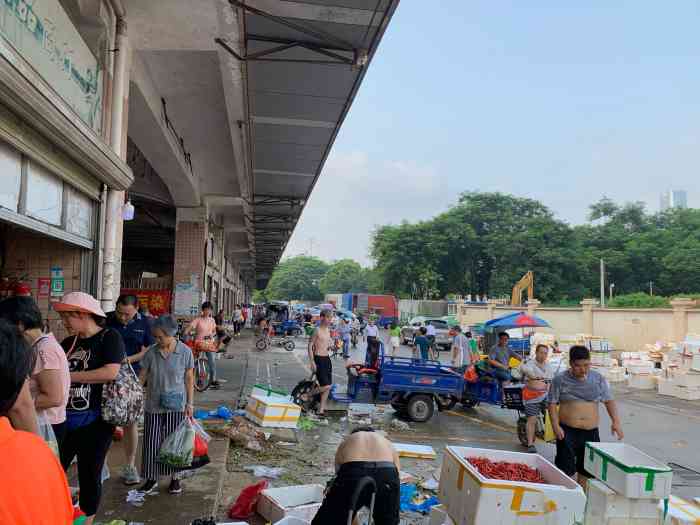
[285,1,700,266]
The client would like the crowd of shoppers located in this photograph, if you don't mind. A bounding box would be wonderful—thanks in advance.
[0,289,243,524]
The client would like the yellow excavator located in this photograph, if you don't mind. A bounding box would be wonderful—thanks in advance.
[511,271,534,306]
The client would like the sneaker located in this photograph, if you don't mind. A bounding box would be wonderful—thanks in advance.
[209,381,221,390]
[168,478,182,494]
[527,445,537,454]
[139,479,158,495]
[121,464,141,486]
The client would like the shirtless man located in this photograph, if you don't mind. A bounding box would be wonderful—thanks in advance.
[548,345,624,483]
[312,427,400,525]
[308,309,333,416]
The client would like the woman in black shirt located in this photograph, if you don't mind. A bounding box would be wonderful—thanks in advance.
[54,292,125,525]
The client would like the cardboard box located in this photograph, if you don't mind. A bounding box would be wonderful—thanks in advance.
[585,479,659,525]
[659,495,700,524]
[245,394,301,429]
[584,443,673,499]
[438,446,585,525]
[257,484,324,523]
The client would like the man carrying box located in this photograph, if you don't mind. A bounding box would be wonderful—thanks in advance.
[548,345,624,484]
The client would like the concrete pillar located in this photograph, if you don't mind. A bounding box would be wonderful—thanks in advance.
[671,298,694,343]
[101,16,131,311]
[526,299,541,317]
[580,298,598,335]
[486,299,499,319]
[172,207,208,317]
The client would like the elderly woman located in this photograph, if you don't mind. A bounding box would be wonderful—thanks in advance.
[54,292,126,525]
[138,315,194,496]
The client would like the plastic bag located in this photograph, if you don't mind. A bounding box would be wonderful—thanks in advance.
[228,480,268,519]
[37,414,59,457]
[193,433,208,457]
[158,418,195,468]
[463,365,478,383]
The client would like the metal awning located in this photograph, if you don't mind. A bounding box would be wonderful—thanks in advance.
[218,0,399,287]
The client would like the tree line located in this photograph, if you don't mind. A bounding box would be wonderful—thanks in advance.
[256,192,700,304]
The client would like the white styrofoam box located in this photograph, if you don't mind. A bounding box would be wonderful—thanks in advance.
[257,484,324,524]
[429,504,456,525]
[584,443,673,499]
[674,372,700,388]
[626,362,655,375]
[658,495,700,524]
[608,367,626,383]
[657,377,680,397]
[673,386,700,401]
[245,394,301,429]
[273,518,311,525]
[692,353,700,372]
[584,479,659,525]
[627,374,656,390]
[438,446,585,525]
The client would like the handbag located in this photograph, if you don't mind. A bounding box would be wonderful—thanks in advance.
[100,329,144,426]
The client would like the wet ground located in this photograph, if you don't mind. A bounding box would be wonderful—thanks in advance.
[95,329,700,524]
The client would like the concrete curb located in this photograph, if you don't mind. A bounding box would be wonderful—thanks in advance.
[209,435,231,518]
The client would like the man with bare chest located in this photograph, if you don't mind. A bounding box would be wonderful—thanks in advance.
[312,428,400,525]
[308,309,333,416]
[548,345,624,483]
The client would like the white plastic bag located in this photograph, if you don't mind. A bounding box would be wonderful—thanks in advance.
[157,418,195,468]
[37,414,59,457]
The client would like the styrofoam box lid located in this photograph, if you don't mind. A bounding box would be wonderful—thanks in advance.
[586,443,671,472]
[262,484,325,508]
[446,446,581,491]
[250,393,296,405]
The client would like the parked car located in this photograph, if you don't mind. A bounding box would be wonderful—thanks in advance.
[400,316,452,351]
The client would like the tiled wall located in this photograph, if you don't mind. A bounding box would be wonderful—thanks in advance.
[2,227,85,341]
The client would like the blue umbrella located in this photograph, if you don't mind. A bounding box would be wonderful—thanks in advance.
[484,312,551,330]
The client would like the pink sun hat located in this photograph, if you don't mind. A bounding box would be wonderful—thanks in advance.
[53,291,106,317]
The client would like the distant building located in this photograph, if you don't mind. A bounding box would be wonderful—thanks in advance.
[660,190,688,211]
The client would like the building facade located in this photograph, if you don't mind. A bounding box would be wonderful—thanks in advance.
[660,189,688,211]
[0,0,398,331]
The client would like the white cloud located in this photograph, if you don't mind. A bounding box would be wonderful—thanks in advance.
[283,151,454,265]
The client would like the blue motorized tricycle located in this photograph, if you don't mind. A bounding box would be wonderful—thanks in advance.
[291,343,464,422]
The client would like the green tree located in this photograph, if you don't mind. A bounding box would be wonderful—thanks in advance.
[319,259,369,295]
[252,289,268,304]
[264,255,329,301]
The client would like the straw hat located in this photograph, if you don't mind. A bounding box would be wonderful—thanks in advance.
[53,292,106,317]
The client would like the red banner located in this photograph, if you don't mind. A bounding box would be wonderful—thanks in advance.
[120,289,172,317]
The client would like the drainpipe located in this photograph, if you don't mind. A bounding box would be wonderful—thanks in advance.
[101,13,129,311]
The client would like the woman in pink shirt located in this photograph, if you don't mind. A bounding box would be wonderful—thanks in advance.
[186,302,221,389]
[0,297,70,444]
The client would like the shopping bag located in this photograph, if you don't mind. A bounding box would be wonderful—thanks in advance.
[157,418,196,468]
[37,414,59,457]
[228,480,268,519]
[193,433,208,457]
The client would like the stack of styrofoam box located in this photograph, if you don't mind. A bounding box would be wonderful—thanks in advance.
[621,352,657,390]
[438,446,586,525]
[583,442,672,525]
[670,370,700,401]
[657,495,700,524]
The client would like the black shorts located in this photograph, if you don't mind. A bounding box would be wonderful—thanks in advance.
[312,461,399,525]
[314,355,333,387]
[555,424,600,477]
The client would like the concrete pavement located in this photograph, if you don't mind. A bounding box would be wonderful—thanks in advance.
[95,329,700,523]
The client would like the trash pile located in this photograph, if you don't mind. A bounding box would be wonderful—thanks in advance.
[224,416,268,452]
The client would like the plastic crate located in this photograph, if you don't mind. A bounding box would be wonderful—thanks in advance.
[584,442,673,499]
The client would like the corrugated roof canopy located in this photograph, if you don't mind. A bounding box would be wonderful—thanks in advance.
[218,0,398,287]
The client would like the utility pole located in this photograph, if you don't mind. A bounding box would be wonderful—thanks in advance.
[649,281,653,296]
[600,259,605,307]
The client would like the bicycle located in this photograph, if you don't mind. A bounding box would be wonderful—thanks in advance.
[184,339,212,392]
[255,330,296,352]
